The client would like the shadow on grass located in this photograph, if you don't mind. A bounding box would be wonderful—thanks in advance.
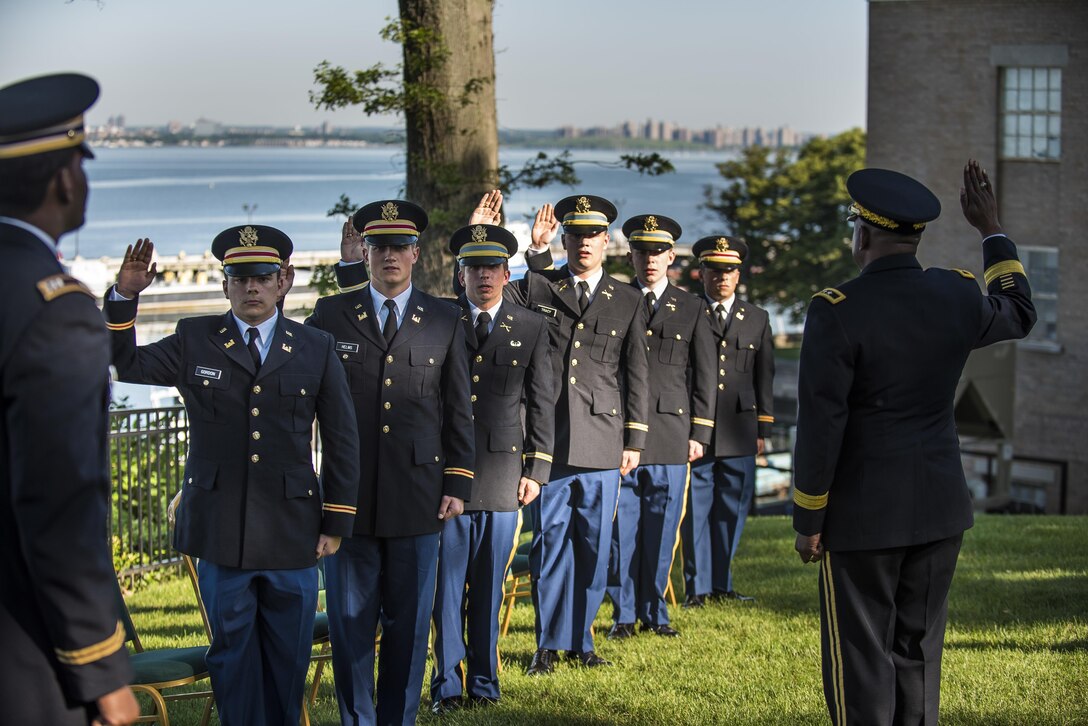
[948,637,1088,654]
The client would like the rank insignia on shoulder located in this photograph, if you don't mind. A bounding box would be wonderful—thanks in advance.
[36,274,92,302]
[951,268,976,279]
[812,288,846,305]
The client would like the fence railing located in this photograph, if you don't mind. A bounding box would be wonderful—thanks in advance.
[109,405,188,577]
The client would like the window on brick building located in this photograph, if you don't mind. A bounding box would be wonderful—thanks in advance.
[1000,67,1061,160]
[1020,247,1059,342]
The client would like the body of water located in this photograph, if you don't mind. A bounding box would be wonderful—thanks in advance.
[72,146,738,259]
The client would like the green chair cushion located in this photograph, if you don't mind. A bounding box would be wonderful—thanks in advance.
[130,646,208,685]
[510,553,529,576]
[313,611,330,641]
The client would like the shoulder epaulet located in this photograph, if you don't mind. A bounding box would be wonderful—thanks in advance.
[36,274,93,302]
[949,268,976,280]
[812,287,846,305]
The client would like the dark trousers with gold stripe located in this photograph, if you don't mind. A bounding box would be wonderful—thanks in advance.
[819,534,962,726]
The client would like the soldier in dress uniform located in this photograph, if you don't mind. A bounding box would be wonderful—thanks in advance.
[681,236,775,607]
[307,200,475,725]
[429,223,555,714]
[793,163,1035,725]
[104,229,360,726]
[507,193,652,674]
[604,214,716,640]
[0,72,139,726]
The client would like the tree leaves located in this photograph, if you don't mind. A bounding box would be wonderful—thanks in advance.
[704,128,865,320]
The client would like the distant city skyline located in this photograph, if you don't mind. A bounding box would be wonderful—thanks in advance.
[0,0,868,135]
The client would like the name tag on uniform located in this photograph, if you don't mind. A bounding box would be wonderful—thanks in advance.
[336,341,360,354]
[533,304,558,318]
[194,366,222,380]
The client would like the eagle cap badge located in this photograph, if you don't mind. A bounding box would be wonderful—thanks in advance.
[575,196,591,213]
[239,226,259,246]
[715,237,731,253]
[380,202,399,221]
[471,225,488,243]
[644,215,659,232]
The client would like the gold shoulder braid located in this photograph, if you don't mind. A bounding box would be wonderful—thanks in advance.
[36,274,93,302]
[812,287,846,305]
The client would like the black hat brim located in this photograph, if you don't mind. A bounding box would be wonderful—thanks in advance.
[459,255,510,267]
[629,242,674,253]
[700,261,740,272]
[224,262,282,277]
[563,226,608,237]
[365,234,419,247]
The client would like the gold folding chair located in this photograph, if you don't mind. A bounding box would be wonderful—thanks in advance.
[116,582,213,726]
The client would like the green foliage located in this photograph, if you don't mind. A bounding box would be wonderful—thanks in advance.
[326,193,357,220]
[705,128,866,320]
[309,264,340,301]
[125,515,1088,724]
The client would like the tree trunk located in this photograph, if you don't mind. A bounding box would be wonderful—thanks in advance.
[399,0,498,295]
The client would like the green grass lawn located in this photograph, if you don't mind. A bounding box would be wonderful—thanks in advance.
[126,515,1088,725]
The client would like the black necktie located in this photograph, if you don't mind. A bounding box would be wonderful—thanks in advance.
[246,327,262,370]
[715,303,728,332]
[475,311,491,344]
[577,280,590,314]
[382,299,398,344]
[645,291,657,319]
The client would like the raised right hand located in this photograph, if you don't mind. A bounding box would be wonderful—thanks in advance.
[469,190,503,225]
[960,159,1003,237]
[531,203,559,250]
[341,220,366,263]
[116,238,157,299]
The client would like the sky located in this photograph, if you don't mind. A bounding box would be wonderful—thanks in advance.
[0,0,868,135]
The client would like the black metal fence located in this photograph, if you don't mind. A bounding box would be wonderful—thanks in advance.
[109,406,188,577]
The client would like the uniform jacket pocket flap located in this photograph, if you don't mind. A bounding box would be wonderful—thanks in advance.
[488,426,523,453]
[594,318,623,337]
[736,336,758,350]
[284,467,317,499]
[280,374,319,397]
[657,391,689,415]
[493,347,521,366]
[184,457,218,490]
[592,390,621,416]
[410,346,446,367]
[414,435,443,465]
[188,366,230,389]
[737,388,757,411]
[661,323,689,342]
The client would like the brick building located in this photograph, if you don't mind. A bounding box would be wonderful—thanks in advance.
[866,0,1086,513]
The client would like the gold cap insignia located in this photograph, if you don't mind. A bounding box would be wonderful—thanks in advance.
[575,196,591,213]
[239,226,259,246]
[470,225,488,243]
[644,215,659,232]
[715,237,731,253]
[381,202,399,221]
